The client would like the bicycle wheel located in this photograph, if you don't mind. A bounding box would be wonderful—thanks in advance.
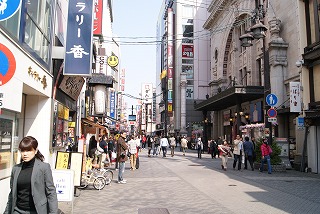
[103,170,113,185]
[93,176,106,190]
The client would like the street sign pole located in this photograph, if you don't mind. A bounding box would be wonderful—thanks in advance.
[265,93,278,145]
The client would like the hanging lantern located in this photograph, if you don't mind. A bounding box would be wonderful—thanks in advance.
[250,21,268,39]
[239,33,254,47]
[94,85,107,114]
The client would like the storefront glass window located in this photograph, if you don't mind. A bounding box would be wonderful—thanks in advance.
[0,110,19,180]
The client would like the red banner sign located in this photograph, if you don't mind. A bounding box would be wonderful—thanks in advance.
[182,45,194,58]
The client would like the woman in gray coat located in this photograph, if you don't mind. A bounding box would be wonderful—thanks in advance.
[4,136,58,214]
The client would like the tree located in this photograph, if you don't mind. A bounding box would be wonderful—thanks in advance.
[254,138,282,165]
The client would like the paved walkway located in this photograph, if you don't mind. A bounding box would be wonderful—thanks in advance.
[59,149,320,214]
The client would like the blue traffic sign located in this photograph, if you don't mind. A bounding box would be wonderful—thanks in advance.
[266,93,278,106]
[0,0,22,21]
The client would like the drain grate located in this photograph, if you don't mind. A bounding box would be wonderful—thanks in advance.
[138,208,170,214]
[228,184,237,186]
[188,164,203,166]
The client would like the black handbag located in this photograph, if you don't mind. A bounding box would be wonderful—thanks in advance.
[127,151,131,157]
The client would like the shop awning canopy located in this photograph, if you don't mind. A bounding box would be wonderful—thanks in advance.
[82,118,106,129]
[194,86,264,111]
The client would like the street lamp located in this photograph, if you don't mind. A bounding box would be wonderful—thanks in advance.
[239,3,272,145]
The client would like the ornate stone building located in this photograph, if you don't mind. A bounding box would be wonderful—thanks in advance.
[195,0,303,168]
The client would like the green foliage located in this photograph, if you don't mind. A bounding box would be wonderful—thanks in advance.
[254,138,282,165]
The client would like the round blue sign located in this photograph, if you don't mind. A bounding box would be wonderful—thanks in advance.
[266,93,278,106]
[267,108,277,118]
[0,0,22,21]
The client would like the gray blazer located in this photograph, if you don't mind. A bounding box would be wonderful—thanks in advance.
[4,158,58,214]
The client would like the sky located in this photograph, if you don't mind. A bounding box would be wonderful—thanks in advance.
[112,0,163,114]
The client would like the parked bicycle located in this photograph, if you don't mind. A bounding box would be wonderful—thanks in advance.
[79,170,106,190]
[92,168,113,185]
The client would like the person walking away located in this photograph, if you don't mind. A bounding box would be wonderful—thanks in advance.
[153,135,160,156]
[260,139,272,174]
[141,134,147,149]
[243,136,254,171]
[217,137,223,158]
[117,131,128,183]
[88,135,97,159]
[134,135,141,169]
[160,135,169,157]
[233,134,243,170]
[107,136,115,165]
[181,136,188,156]
[209,139,215,159]
[147,135,153,157]
[128,135,139,170]
[169,135,176,157]
[213,140,218,158]
[4,136,58,214]
[99,135,109,168]
[196,136,203,159]
[218,140,230,171]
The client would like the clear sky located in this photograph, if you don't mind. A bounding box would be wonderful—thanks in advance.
[112,0,163,113]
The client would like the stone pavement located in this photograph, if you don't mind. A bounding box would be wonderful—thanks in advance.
[58,149,320,214]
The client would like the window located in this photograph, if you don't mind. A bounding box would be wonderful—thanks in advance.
[182,24,193,37]
[182,5,193,18]
[182,65,193,79]
[24,0,52,64]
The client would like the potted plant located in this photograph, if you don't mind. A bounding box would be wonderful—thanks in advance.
[254,138,285,172]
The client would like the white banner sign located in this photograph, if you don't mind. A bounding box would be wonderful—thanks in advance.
[290,82,301,112]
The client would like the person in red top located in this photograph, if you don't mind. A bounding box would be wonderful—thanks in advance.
[260,138,272,174]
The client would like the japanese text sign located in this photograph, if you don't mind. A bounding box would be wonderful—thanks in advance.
[64,0,94,76]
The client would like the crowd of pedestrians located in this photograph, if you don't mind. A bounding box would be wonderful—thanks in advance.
[85,131,273,186]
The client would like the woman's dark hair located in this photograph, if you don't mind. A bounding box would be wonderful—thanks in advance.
[19,136,45,161]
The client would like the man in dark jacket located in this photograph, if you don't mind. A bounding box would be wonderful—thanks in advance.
[117,131,128,184]
[243,136,254,171]
[99,135,109,167]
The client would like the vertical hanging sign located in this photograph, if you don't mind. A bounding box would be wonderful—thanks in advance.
[93,0,103,35]
[110,90,116,122]
[290,82,301,113]
[64,0,94,76]
[167,8,174,117]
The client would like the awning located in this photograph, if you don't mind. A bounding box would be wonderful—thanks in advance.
[194,86,264,111]
[82,118,106,129]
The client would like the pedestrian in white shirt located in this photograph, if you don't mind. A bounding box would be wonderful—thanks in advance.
[128,135,139,170]
[160,135,169,157]
[169,135,176,157]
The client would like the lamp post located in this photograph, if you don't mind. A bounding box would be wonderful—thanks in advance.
[239,1,272,145]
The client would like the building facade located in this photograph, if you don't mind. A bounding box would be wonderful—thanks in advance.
[156,0,211,144]
[195,0,319,169]
[0,1,55,211]
[300,0,320,173]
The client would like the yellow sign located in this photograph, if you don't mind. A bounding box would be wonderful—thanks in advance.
[55,152,70,169]
[64,107,69,120]
[107,55,119,67]
[57,103,64,118]
[168,103,172,112]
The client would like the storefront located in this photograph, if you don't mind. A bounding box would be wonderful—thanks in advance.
[0,33,53,211]
[195,86,264,142]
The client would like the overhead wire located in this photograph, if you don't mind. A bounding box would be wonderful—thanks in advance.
[96,16,253,46]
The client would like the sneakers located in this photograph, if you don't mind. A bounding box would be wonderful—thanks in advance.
[118,180,127,184]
